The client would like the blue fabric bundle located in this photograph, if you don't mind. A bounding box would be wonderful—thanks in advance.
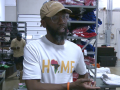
[81,10,102,33]
[81,11,96,21]
[81,41,95,57]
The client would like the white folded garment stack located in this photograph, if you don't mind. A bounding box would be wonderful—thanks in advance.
[102,74,120,85]
[87,67,111,78]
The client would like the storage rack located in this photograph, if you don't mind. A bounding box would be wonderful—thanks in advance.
[61,0,99,81]
[0,21,27,61]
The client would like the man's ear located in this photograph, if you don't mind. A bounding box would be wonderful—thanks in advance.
[41,20,46,28]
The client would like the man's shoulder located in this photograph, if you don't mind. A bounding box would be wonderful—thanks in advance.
[11,38,16,42]
[66,40,80,49]
[21,38,26,42]
[26,39,40,47]
[26,36,45,46]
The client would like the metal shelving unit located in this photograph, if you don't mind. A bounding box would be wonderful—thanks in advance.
[0,21,27,61]
[68,21,96,24]
[64,5,97,8]
[67,36,96,39]
[63,0,98,81]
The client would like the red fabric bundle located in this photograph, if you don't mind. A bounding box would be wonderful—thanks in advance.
[58,0,84,5]
[84,0,91,6]
[72,27,88,34]
[84,56,95,64]
[76,32,97,38]
[84,0,95,6]
[73,72,79,82]
[84,61,90,65]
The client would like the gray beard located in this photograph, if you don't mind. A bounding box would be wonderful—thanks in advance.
[55,34,67,44]
[46,24,67,44]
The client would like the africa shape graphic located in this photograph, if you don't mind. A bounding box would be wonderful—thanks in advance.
[51,59,60,73]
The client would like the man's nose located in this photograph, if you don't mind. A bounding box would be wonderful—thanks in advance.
[58,16,65,24]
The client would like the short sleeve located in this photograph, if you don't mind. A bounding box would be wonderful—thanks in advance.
[75,50,87,75]
[23,40,26,47]
[22,44,41,80]
[10,40,15,47]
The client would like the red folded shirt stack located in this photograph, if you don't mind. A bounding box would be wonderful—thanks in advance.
[84,0,95,6]
[72,27,97,38]
[76,32,97,38]
[84,61,90,65]
[72,27,88,34]
[73,72,79,82]
[58,0,84,5]
[84,56,95,65]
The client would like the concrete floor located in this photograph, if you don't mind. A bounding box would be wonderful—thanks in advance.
[2,60,120,90]
[3,72,19,90]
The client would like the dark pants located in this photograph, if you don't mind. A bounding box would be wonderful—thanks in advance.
[14,56,24,71]
[14,56,24,64]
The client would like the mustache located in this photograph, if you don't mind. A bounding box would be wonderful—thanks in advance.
[58,25,67,29]
[58,24,67,27]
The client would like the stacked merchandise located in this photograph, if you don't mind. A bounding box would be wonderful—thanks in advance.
[0,22,26,61]
[71,9,102,75]
[0,22,11,37]
[0,22,26,80]
[65,0,102,59]
[10,22,18,41]
[84,56,95,65]
[0,22,17,61]
[58,0,101,82]
[68,9,102,59]
[58,0,96,6]
[0,21,26,57]
[0,22,18,43]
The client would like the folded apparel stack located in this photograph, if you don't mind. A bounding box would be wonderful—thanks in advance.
[88,67,111,78]
[81,10,102,33]
[72,27,97,38]
[102,74,120,85]
[58,0,84,5]
[76,32,97,38]
[84,0,95,6]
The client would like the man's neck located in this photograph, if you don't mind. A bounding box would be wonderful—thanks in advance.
[45,35,64,45]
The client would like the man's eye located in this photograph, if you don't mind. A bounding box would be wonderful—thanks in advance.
[62,15,65,18]
[53,16,58,20]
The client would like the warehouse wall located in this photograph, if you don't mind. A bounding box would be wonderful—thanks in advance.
[5,0,120,59]
[97,11,120,59]
[17,0,45,14]
[98,11,120,48]
[0,0,5,21]
[5,0,46,21]
[5,6,16,21]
